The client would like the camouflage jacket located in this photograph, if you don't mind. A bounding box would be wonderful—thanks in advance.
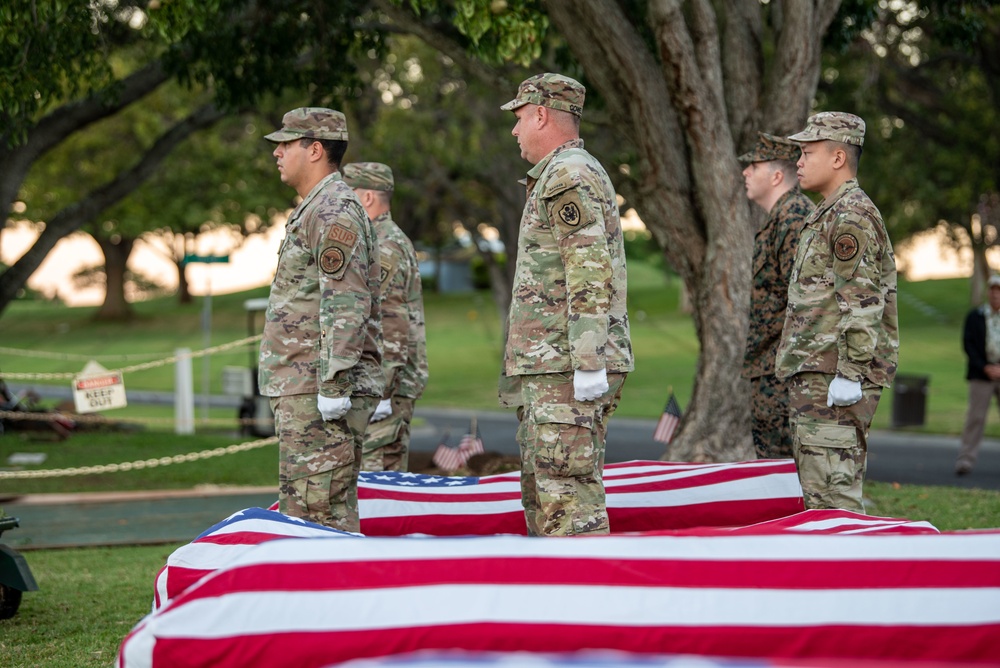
[372,211,428,399]
[504,139,634,376]
[775,178,898,387]
[743,187,813,378]
[259,172,384,398]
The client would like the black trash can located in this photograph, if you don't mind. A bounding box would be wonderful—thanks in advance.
[891,374,928,428]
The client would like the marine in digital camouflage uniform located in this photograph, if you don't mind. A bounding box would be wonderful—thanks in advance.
[775,112,899,512]
[738,132,814,459]
[498,73,634,536]
[343,162,428,473]
[258,108,384,532]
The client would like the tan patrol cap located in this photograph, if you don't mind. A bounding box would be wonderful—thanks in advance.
[737,132,802,164]
[342,162,394,192]
[788,111,865,147]
[264,107,349,143]
[500,73,585,117]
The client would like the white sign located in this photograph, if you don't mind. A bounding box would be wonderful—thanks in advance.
[73,361,128,413]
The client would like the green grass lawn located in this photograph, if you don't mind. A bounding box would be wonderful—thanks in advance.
[0,263,980,432]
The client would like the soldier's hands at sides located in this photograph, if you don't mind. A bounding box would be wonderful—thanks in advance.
[370,398,392,423]
[318,395,352,421]
[827,376,863,407]
[574,368,609,402]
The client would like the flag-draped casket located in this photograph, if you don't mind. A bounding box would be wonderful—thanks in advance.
[123,524,1000,667]
[119,460,1000,667]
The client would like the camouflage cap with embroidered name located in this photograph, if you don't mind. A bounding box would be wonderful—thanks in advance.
[788,111,865,146]
[342,162,394,192]
[264,107,349,143]
[737,132,802,164]
[500,73,585,117]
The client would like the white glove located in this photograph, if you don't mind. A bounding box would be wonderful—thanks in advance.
[370,398,392,423]
[317,395,351,421]
[827,376,863,407]
[574,368,609,402]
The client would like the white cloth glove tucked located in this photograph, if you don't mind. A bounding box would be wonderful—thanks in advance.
[317,395,351,421]
[370,398,393,423]
[827,376,863,407]
[573,368,609,402]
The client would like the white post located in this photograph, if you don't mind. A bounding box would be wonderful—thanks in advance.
[175,348,195,435]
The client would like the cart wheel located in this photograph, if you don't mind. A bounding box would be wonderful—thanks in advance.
[0,583,23,620]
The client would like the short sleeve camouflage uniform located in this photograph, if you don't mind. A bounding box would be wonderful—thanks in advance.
[500,138,634,537]
[743,187,813,458]
[775,178,899,512]
[259,170,383,532]
[361,210,428,472]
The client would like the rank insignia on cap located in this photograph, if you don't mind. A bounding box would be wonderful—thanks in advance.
[834,233,859,262]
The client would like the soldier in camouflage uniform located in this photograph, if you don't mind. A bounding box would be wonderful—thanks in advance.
[259,108,384,532]
[498,74,634,536]
[738,132,814,459]
[776,112,899,512]
[343,162,428,472]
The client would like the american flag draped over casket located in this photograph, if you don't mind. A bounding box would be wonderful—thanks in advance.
[120,460,1000,668]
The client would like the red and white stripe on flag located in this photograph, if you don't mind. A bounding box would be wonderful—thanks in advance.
[458,432,485,456]
[119,529,1000,668]
[431,443,466,471]
[653,393,683,444]
[266,459,805,537]
[357,459,804,537]
[152,506,939,612]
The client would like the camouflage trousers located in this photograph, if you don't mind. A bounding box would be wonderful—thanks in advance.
[500,371,626,537]
[788,372,882,513]
[750,373,794,459]
[361,396,415,472]
[270,394,377,532]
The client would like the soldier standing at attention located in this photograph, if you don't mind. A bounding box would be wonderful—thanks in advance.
[498,73,633,536]
[776,112,898,512]
[738,132,814,459]
[259,108,383,532]
[343,162,428,472]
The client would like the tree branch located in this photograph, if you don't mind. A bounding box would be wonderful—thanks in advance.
[0,103,225,311]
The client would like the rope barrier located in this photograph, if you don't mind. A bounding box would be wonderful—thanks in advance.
[0,436,278,480]
[0,346,166,362]
[0,334,262,381]
[0,410,273,428]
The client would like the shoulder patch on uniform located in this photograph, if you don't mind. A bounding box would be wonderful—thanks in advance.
[320,246,346,275]
[328,224,358,247]
[379,258,394,289]
[558,201,582,227]
[834,233,859,262]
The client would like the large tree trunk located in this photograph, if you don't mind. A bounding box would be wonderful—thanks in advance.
[93,236,136,321]
[540,0,839,461]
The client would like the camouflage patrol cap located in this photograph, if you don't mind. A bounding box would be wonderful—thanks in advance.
[500,73,585,117]
[342,162,394,192]
[737,132,802,164]
[788,111,865,146]
[264,107,349,143]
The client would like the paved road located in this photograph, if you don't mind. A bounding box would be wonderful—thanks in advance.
[3,405,998,550]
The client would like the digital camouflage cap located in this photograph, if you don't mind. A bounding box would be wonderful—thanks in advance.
[501,73,585,117]
[788,111,865,147]
[737,132,802,164]
[342,162,394,192]
[264,107,349,143]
